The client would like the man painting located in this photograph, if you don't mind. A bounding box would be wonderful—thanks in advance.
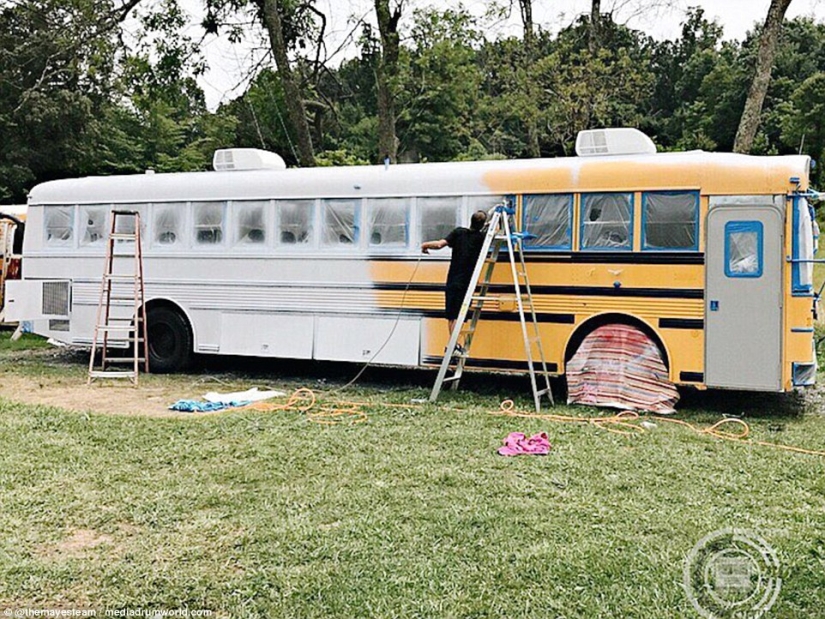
[421,210,488,346]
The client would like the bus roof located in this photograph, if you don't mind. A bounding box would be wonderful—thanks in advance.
[27,151,811,205]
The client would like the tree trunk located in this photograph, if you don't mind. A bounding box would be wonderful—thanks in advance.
[589,0,601,54]
[375,0,402,163]
[733,0,793,154]
[261,0,315,166]
[519,0,540,157]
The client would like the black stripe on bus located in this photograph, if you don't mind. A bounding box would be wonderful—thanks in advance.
[375,282,704,299]
[422,356,559,373]
[413,310,575,324]
[679,372,704,383]
[659,318,704,330]
[375,252,705,266]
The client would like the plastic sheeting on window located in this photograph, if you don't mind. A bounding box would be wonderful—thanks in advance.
[419,197,460,243]
[323,199,358,245]
[468,195,506,215]
[368,198,409,247]
[523,194,572,248]
[80,205,109,246]
[566,324,678,414]
[113,204,147,243]
[234,201,267,245]
[727,230,760,276]
[643,192,697,250]
[795,197,813,292]
[278,200,313,244]
[581,193,632,249]
[153,203,184,246]
[44,206,74,245]
[194,202,225,245]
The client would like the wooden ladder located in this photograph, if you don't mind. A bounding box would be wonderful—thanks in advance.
[88,211,149,385]
[429,203,554,412]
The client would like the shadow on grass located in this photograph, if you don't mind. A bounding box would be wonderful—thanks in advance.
[10,340,817,420]
[677,386,809,420]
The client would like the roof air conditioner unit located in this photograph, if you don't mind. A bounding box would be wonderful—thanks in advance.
[213,148,287,171]
[575,128,656,157]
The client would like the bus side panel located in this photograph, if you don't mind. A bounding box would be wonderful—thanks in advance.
[220,312,314,359]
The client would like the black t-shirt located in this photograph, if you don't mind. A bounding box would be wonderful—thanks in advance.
[445,227,485,288]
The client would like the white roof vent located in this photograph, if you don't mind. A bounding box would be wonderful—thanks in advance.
[575,128,656,157]
[213,148,287,171]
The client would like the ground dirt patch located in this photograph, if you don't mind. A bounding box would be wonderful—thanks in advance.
[37,529,114,560]
[0,345,253,417]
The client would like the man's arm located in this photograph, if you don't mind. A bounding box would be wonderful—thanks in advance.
[421,239,448,254]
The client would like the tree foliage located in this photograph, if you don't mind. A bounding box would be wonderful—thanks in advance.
[4,1,825,202]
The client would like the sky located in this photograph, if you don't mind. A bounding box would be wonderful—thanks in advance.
[170,0,825,110]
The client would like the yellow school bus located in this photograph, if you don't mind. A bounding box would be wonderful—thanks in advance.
[7,129,818,391]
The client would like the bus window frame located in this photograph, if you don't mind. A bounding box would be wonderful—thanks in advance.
[579,192,634,251]
[640,190,700,252]
[791,196,814,296]
[230,199,273,249]
[724,220,764,278]
[521,193,574,251]
[43,204,77,248]
[366,197,411,251]
[321,198,361,249]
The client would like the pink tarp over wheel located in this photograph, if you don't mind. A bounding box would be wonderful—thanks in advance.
[566,324,679,414]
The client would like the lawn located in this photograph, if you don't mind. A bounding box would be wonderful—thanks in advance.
[0,332,824,617]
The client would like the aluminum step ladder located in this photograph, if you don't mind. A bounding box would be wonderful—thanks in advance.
[429,203,554,412]
[88,211,149,385]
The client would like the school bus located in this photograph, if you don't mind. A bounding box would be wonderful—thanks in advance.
[0,205,26,322]
[5,129,818,391]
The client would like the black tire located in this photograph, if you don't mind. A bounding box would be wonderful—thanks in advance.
[147,306,192,373]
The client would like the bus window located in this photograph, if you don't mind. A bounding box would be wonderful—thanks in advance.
[580,193,633,250]
[725,221,763,278]
[792,197,814,294]
[193,201,225,245]
[368,198,409,248]
[234,201,268,246]
[467,195,506,215]
[322,199,359,246]
[419,197,460,244]
[113,204,147,242]
[523,194,573,249]
[153,203,184,247]
[79,205,109,246]
[277,200,313,245]
[44,206,74,246]
[642,191,698,250]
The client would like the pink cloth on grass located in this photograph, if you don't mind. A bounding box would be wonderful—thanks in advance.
[497,432,551,456]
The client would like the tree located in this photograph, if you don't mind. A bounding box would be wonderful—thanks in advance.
[733,0,793,153]
[590,0,601,53]
[260,0,316,166]
[203,0,320,166]
[398,8,484,161]
[374,0,403,163]
[0,0,147,201]
[518,0,540,157]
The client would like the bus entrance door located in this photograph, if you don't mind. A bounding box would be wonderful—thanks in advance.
[705,203,783,391]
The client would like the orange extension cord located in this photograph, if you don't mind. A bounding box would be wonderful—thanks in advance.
[239,388,825,456]
[240,387,418,425]
[492,399,825,457]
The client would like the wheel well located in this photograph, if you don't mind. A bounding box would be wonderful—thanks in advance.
[564,313,670,369]
[144,299,194,341]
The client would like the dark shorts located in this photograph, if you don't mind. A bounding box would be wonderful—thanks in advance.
[445,282,468,320]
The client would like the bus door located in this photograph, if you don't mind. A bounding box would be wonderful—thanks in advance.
[705,201,783,390]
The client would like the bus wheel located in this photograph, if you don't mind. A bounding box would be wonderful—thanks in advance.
[566,323,678,413]
[146,306,192,373]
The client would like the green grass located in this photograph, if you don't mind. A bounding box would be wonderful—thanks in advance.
[0,341,824,616]
[0,330,52,352]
